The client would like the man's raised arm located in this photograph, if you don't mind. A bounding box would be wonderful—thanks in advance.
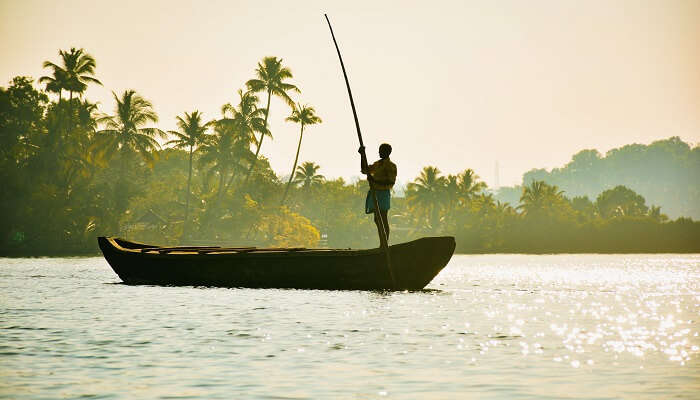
[359,146,369,174]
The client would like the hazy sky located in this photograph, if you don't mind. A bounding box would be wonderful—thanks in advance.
[2,0,698,186]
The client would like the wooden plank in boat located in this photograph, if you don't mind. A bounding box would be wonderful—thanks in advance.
[143,247,310,254]
[139,246,222,253]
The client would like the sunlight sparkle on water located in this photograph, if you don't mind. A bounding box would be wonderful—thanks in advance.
[1,254,698,399]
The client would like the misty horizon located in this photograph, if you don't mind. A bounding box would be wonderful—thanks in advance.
[2,0,698,187]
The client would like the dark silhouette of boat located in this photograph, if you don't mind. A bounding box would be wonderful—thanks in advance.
[98,236,455,290]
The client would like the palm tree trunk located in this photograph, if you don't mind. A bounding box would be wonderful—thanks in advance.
[431,205,439,231]
[281,123,304,205]
[216,167,226,199]
[53,91,62,147]
[243,89,272,185]
[223,160,241,194]
[116,151,128,235]
[118,151,127,206]
[182,145,193,242]
[222,169,239,195]
[68,90,73,133]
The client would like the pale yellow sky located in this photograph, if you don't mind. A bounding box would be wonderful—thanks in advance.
[1,0,698,186]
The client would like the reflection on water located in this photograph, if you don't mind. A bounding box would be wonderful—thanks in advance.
[0,255,698,399]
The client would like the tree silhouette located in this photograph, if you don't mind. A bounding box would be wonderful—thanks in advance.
[4,48,700,255]
[220,89,268,192]
[518,180,566,219]
[595,185,648,218]
[40,48,102,128]
[293,161,324,188]
[441,169,487,227]
[281,102,322,204]
[95,90,164,167]
[243,57,299,184]
[94,90,164,218]
[198,121,252,199]
[38,69,68,103]
[518,137,699,219]
[406,166,447,230]
[59,48,101,100]
[0,77,48,160]
[166,111,212,240]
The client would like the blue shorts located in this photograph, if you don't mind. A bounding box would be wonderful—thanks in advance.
[365,190,391,214]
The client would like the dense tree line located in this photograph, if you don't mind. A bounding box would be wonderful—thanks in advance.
[496,138,700,219]
[1,47,698,255]
[399,168,699,253]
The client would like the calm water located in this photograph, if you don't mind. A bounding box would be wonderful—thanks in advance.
[1,254,698,399]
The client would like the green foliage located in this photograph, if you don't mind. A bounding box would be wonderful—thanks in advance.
[94,90,165,167]
[220,89,268,146]
[293,161,324,188]
[243,56,300,183]
[246,57,299,107]
[405,166,447,230]
[282,102,322,204]
[165,110,213,240]
[402,170,698,253]
[0,50,698,255]
[0,77,48,162]
[516,137,700,219]
[595,185,648,219]
[40,47,101,99]
[289,178,375,248]
[257,206,320,248]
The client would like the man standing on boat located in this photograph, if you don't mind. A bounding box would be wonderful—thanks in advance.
[359,143,397,248]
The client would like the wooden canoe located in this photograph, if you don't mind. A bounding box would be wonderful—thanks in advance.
[98,236,455,290]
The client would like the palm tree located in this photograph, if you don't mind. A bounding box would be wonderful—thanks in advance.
[405,166,447,230]
[293,162,324,188]
[456,169,487,202]
[472,192,496,213]
[39,65,69,150]
[443,169,487,221]
[41,48,101,118]
[495,200,516,216]
[48,48,102,101]
[281,103,322,204]
[62,99,99,187]
[93,90,164,227]
[198,121,253,200]
[220,89,268,191]
[243,57,300,183]
[94,90,164,168]
[38,69,68,103]
[221,90,267,143]
[517,180,565,218]
[166,111,212,240]
[40,48,102,143]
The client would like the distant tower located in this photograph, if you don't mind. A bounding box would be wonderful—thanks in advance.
[494,161,500,190]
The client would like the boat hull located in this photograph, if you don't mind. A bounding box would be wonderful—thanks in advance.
[98,236,455,290]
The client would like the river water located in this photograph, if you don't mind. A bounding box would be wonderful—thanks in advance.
[1,254,698,399]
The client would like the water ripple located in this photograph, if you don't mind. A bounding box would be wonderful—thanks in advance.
[0,255,698,399]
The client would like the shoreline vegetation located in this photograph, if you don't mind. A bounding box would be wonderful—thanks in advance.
[1,48,699,256]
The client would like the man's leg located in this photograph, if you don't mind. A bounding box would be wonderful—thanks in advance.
[374,212,386,248]
[381,210,390,240]
[374,210,389,248]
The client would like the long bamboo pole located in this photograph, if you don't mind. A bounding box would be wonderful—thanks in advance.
[324,14,396,289]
